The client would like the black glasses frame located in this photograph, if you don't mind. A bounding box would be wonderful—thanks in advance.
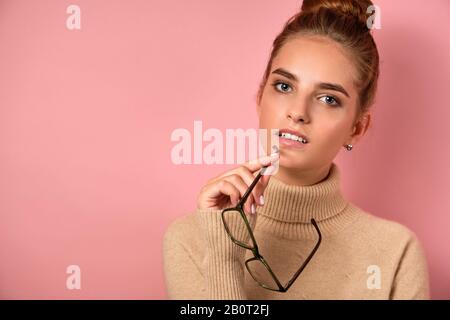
[221,166,322,292]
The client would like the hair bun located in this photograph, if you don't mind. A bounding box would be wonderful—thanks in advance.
[301,0,374,27]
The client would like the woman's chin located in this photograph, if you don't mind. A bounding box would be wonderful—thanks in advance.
[278,156,308,170]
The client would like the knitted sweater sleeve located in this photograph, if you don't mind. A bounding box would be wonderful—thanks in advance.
[389,231,430,299]
[163,208,255,300]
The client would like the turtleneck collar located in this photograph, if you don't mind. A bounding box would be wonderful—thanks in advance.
[255,162,359,239]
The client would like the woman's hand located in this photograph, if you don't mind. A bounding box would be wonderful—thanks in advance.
[196,152,279,215]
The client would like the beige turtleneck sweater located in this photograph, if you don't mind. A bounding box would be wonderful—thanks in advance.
[163,162,430,299]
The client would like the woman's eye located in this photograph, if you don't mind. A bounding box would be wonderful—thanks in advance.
[272,81,292,93]
[319,95,340,106]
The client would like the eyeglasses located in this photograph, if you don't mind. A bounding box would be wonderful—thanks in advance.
[221,165,322,292]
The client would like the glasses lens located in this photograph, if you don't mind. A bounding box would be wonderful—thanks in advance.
[222,209,255,248]
[246,259,279,291]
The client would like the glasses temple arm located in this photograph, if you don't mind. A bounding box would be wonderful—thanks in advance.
[285,219,322,291]
[237,166,269,207]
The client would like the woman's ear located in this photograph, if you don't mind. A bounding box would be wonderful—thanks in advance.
[348,112,372,145]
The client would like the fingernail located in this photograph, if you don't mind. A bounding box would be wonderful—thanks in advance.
[251,203,256,214]
[270,152,279,160]
[259,195,265,205]
[270,151,280,158]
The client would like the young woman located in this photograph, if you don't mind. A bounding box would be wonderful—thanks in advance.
[163,0,430,299]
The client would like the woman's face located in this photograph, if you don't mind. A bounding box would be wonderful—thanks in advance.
[257,35,370,179]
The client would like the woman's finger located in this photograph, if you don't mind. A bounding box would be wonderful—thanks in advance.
[208,151,279,186]
[197,179,241,210]
[222,174,256,215]
[233,166,266,207]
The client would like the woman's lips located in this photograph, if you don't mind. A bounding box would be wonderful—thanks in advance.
[272,130,309,149]
[279,136,308,149]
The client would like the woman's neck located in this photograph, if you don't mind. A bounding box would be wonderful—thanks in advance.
[273,162,332,186]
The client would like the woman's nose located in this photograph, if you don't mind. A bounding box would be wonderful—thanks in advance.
[287,101,310,123]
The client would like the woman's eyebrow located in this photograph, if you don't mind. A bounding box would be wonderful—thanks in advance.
[317,83,350,98]
[271,68,298,82]
[271,68,350,98]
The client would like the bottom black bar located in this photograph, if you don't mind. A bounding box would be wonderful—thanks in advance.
[1,300,448,318]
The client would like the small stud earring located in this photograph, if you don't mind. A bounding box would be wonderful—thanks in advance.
[345,144,353,151]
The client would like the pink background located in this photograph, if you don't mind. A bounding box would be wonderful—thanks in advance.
[0,0,449,299]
